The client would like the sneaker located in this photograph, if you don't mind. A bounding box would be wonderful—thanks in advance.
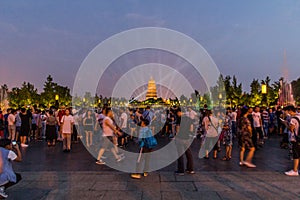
[243,162,256,168]
[175,171,184,176]
[143,172,149,177]
[185,170,195,174]
[0,186,8,198]
[119,153,125,157]
[284,170,299,176]
[21,143,28,148]
[131,174,141,179]
[116,156,125,162]
[95,160,106,165]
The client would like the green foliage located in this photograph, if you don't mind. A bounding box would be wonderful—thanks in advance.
[291,78,300,104]
[8,75,71,108]
[9,82,39,108]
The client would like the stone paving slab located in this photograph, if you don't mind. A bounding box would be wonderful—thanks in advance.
[5,171,300,200]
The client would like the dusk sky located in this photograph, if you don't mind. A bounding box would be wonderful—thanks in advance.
[1,0,300,95]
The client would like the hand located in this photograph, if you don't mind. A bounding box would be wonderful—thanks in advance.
[13,143,20,151]
[117,130,122,137]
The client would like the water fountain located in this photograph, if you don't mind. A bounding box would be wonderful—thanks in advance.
[0,86,9,111]
[277,51,296,107]
[277,79,296,107]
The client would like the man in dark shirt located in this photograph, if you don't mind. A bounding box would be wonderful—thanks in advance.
[275,107,283,134]
[174,109,194,175]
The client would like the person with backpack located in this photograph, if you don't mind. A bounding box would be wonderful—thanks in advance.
[131,117,157,179]
[284,105,300,176]
[202,109,219,159]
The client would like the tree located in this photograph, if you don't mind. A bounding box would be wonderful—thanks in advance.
[0,84,9,110]
[291,78,300,104]
[40,75,72,107]
[249,79,262,106]
[40,75,57,107]
[8,82,39,108]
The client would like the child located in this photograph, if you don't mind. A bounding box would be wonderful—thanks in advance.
[131,117,157,179]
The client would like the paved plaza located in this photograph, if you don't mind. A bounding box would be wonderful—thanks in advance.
[7,135,300,200]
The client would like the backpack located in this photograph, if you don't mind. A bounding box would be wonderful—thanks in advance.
[140,129,157,149]
[292,117,300,143]
[143,111,152,123]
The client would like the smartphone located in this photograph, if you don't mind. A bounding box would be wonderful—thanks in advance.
[12,141,17,146]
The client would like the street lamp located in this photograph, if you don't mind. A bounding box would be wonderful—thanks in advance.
[218,93,222,108]
[262,84,267,94]
[262,84,267,106]
[55,94,59,108]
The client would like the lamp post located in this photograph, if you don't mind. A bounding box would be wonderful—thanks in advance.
[55,94,59,108]
[218,93,222,108]
[262,84,267,106]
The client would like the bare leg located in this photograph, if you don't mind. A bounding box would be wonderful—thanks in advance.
[228,145,232,158]
[97,148,105,160]
[240,147,245,163]
[245,147,255,163]
[85,131,89,146]
[90,132,93,146]
[293,159,299,172]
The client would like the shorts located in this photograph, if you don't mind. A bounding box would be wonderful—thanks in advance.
[292,142,300,159]
[20,126,30,137]
[32,124,37,131]
[8,125,16,134]
[102,136,115,149]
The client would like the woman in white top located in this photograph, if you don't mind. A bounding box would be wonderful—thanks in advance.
[202,110,219,159]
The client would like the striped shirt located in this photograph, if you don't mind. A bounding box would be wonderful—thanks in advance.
[261,111,269,123]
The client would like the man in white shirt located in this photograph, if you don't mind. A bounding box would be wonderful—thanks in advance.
[96,108,124,165]
[252,106,264,147]
[119,107,128,147]
[7,109,16,141]
[230,108,237,137]
[60,109,74,152]
[187,107,197,132]
[285,105,300,176]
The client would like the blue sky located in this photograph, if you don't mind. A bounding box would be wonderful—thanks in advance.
[1,0,300,94]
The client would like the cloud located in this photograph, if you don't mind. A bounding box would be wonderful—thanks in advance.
[125,13,165,26]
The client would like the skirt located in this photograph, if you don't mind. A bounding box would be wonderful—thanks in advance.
[46,125,57,141]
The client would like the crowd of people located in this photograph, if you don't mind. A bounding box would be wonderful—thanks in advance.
[0,103,299,198]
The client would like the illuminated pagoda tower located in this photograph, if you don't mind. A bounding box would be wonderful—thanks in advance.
[145,77,158,100]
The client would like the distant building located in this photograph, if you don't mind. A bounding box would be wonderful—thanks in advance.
[145,77,158,100]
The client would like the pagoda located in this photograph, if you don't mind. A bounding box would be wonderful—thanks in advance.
[145,77,158,100]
